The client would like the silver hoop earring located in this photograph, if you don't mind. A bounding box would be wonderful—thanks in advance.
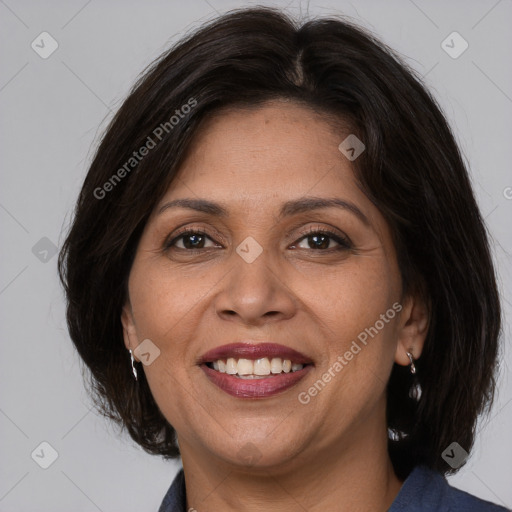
[129,349,138,381]
[406,351,416,375]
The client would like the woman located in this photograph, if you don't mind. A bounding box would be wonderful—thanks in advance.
[58,7,508,511]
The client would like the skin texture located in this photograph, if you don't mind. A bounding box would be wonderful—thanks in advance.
[121,99,429,512]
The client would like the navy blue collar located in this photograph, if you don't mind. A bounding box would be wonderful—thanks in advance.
[158,466,186,512]
[158,464,509,512]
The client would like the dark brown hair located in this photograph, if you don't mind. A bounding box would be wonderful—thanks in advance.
[58,6,502,479]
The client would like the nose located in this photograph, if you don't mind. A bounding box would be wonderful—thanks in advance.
[214,246,297,327]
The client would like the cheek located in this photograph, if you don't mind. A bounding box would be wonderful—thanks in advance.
[128,258,209,342]
[128,260,206,427]
[310,275,399,426]
[301,261,399,344]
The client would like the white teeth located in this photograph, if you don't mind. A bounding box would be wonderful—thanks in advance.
[270,357,282,374]
[236,358,254,375]
[254,358,271,375]
[209,357,305,376]
[226,358,237,374]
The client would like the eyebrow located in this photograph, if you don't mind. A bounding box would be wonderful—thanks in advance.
[158,196,370,226]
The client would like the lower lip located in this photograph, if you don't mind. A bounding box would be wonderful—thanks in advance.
[200,363,313,398]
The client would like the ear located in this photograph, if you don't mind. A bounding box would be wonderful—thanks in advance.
[121,301,140,363]
[394,292,430,366]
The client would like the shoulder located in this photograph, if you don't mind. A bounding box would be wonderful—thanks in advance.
[389,465,510,512]
[158,465,510,512]
[158,468,187,512]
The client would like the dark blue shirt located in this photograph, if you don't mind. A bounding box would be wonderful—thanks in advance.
[158,465,510,511]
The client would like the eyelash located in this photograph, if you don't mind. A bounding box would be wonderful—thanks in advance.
[163,225,352,253]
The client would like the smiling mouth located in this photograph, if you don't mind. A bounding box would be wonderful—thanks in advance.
[204,357,312,378]
[198,342,314,398]
[200,356,314,399]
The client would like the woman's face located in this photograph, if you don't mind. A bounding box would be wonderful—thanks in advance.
[122,99,422,472]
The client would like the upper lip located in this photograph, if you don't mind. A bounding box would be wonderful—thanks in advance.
[198,342,313,365]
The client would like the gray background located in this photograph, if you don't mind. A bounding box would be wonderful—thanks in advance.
[1,0,511,510]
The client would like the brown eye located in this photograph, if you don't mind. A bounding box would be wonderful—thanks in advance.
[291,229,352,251]
[165,229,220,251]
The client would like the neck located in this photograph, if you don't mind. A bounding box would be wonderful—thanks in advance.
[179,411,403,512]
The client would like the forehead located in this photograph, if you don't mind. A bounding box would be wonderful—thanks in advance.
[160,100,365,210]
